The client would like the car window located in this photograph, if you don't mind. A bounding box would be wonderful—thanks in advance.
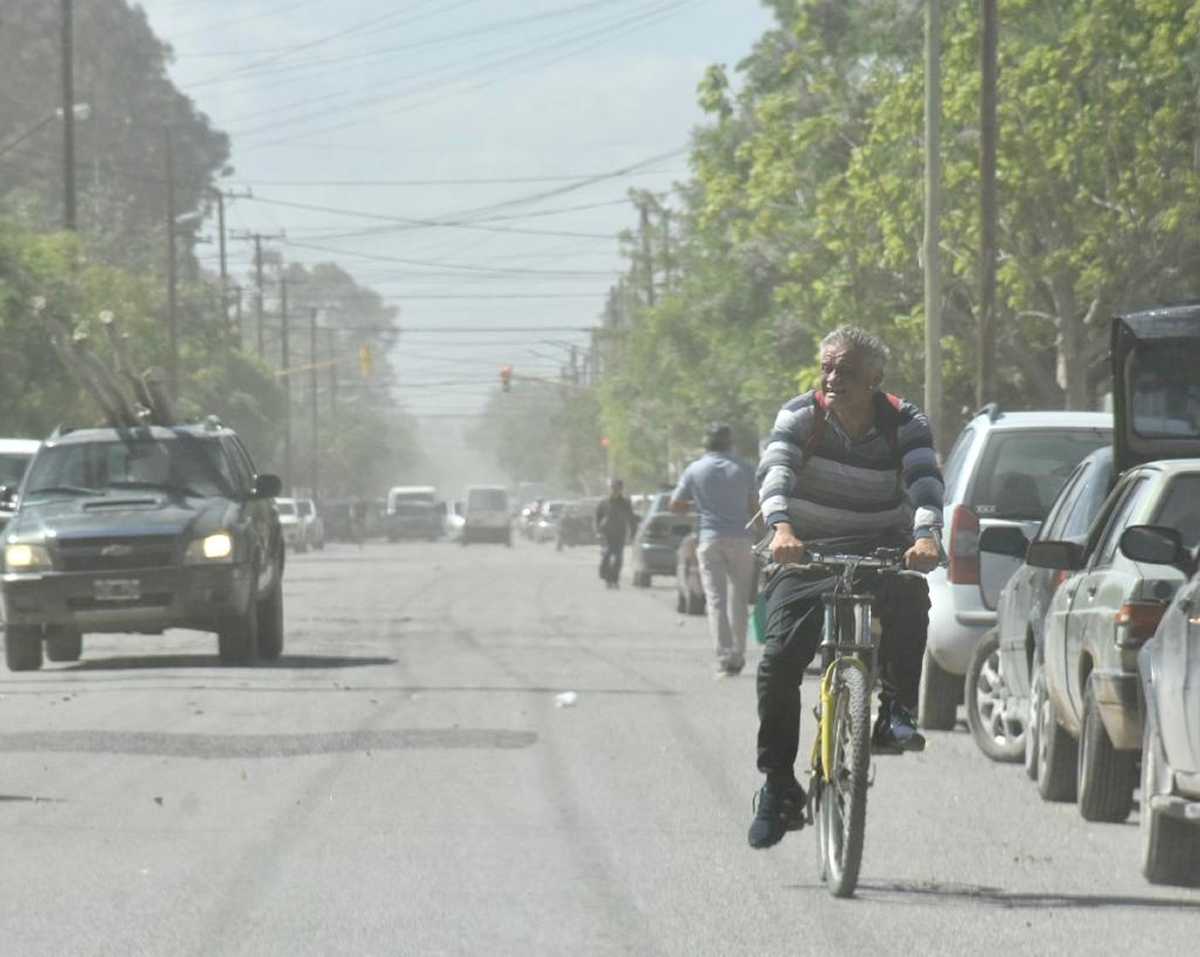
[1151,474,1200,550]
[1093,477,1152,568]
[1038,460,1089,540]
[220,437,254,495]
[298,501,313,517]
[940,426,976,498]
[276,501,296,516]
[468,488,508,510]
[968,429,1110,521]
[0,452,33,488]
[1131,341,1200,438]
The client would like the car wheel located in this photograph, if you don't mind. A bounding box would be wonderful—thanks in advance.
[1140,720,1200,886]
[1036,680,1078,802]
[44,626,83,663]
[1025,660,1045,781]
[5,625,43,672]
[965,630,1024,762]
[918,647,960,730]
[686,591,705,616]
[256,573,285,662]
[218,591,259,665]
[1077,679,1137,822]
[632,570,651,588]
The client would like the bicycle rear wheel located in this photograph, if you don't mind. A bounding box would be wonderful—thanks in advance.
[818,663,871,897]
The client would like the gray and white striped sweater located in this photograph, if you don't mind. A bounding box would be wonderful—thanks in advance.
[756,390,944,545]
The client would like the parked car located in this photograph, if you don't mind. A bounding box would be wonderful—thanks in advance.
[970,447,1118,764]
[297,498,325,550]
[920,405,1111,730]
[532,500,566,544]
[675,532,705,615]
[0,438,41,536]
[462,485,511,546]
[1125,526,1200,886]
[630,493,694,587]
[1023,304,1200,821]
[556,498,600,549]
[275,497,306,552]
[0,421,284,670]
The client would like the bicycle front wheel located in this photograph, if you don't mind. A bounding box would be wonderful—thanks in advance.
[818,663,871,898]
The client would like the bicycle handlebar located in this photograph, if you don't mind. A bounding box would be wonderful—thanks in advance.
[784,547,909,574]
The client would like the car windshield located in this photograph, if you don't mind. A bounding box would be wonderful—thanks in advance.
[968,430,1110,520]
[0,451,33,489]
[276,501,297,516]
[1131,342,1200,438]
[469,489,507,510]
[1152,474,1200,550]
[22,435,233,501]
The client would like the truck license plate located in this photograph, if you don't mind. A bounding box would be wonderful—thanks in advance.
[94,579,141,601]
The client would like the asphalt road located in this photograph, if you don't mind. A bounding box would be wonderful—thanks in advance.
[0,538,1197,956]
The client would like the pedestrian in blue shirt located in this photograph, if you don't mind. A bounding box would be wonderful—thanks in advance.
[670,424,757,676]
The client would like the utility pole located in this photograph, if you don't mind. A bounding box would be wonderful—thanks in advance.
[61,0,77,230]
[638,198,656,308]
[231,231,285,358]
[978,0,999,408]
[280,278,291,493]
[165,128,179,400]
[327,328,338,417]
[310,307,320,500]
[233,285,244,348]
[662,208,673,291]
[924,0,944,450]
[210,188,251,326]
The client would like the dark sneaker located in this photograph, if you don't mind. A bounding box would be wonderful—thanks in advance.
[872,703,926,754]
[747,780,806,849]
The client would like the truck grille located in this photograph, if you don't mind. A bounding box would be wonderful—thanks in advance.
[55,536,177,572]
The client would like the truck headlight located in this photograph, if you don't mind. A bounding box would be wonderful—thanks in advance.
[5,543,52,572]
[185,532,234,564]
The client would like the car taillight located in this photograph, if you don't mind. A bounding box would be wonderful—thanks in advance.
[1114,601,1166,648]
[947,505,980,585]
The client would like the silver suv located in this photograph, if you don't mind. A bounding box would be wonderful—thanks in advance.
[919,406,1111,729]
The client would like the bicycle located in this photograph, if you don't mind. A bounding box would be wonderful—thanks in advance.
[782,545,913,898]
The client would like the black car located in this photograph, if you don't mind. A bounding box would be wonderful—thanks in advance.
[0,421,284,670]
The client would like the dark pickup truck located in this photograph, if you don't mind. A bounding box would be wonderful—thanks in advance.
[0,421,285,670]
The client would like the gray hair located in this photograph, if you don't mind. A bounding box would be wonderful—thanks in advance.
[819,325,890,375]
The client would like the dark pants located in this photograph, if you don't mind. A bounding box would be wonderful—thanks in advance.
[755,569,930,784]
[599,537,625,583]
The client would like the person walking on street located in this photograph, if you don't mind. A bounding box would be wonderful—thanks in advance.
[595,478,638,589]
[670,423,757,677]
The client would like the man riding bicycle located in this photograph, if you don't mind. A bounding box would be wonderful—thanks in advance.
[748,326,944,850]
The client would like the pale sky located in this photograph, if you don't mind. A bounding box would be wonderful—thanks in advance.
[136,0,776,420]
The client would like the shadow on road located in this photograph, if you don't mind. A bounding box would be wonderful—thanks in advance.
[57,653,396,673]
[853,879,1200,910]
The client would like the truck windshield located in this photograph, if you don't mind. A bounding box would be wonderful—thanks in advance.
[1131,343,1200,439]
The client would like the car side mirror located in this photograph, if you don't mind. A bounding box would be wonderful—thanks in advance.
[977,526,1031,611]
[1119,525,1194,572]
[1025,540,1085,571]
[252,473,282,499]
[0,484,15,509]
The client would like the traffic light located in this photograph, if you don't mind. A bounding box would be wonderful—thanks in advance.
[359,344,373,379]
[500,364,513,392]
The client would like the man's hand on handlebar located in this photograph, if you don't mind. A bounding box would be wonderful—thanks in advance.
[770,523,807,565]
[905,536,941,573]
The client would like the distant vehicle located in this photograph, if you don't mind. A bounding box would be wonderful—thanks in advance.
[275,497,306,552]
[630,493,694,588]
[557,498,601,549]
[297,498,325,551]
[384,485,441,541]
[919,405,1111,730]
[0,438,40,535]
[322,498,354,542]
[675,531,705,615]
[0,422,285,670]
[532,500,566,544]
[462,485,511,546]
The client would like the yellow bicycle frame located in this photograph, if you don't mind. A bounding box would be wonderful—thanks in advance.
[813,656,871,783]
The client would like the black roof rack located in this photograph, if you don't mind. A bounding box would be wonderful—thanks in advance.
[974,402,1002,423]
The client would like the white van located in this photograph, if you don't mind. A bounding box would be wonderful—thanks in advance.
[462,485,511,546]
